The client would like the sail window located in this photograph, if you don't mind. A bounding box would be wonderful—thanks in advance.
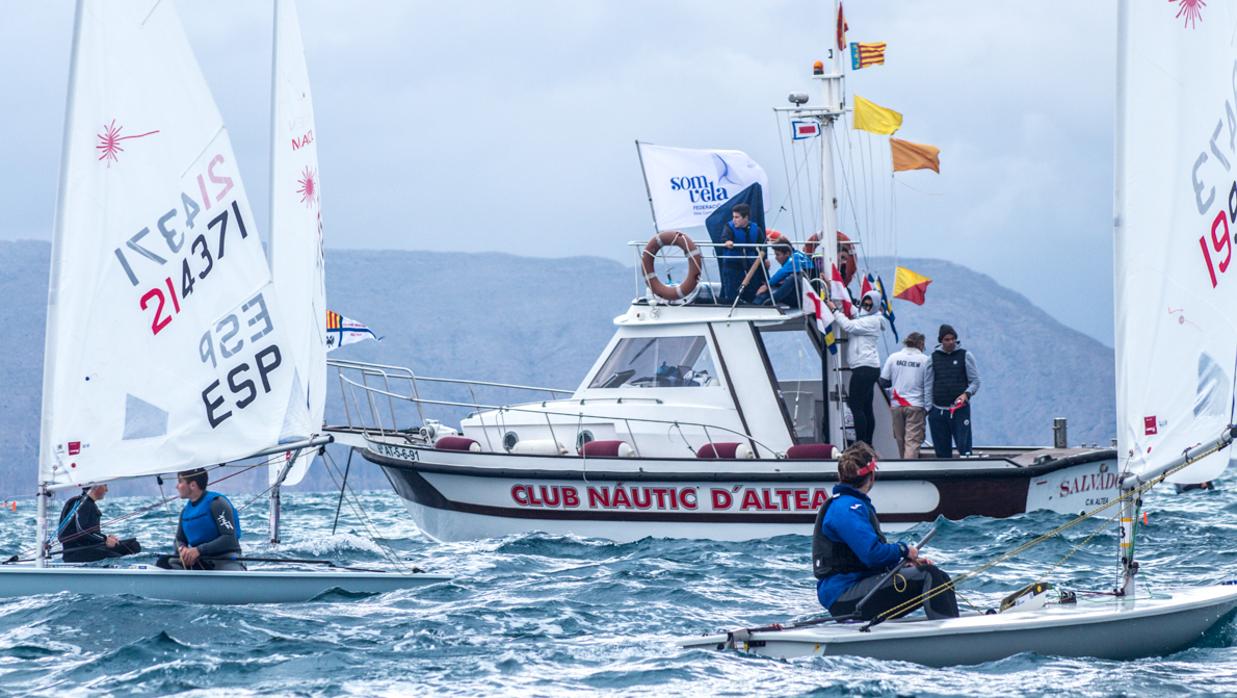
[589,336,720,389]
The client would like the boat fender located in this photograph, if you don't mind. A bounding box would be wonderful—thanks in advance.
[696,442,756,459]
[579,440,635,458]
[642,231,702,301]
[435,436,481,452]
[786,443,836,460]
[510,439,569,456]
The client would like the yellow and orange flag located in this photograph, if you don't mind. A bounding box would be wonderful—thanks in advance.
[853,95,902,135]
[893,266,932,305]
[891,137,941,173]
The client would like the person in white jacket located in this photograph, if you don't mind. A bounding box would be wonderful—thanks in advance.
[879,332,928,459]
[826,290,885,448]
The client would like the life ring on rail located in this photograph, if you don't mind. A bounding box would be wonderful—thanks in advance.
[642,231,703,301]
[804,231,857,284]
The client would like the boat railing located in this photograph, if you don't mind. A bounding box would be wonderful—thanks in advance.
[627,239,825,303]
[328,358,784,459]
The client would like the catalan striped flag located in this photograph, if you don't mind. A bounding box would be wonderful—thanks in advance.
[851,42,886,70]
[325,310,380,352]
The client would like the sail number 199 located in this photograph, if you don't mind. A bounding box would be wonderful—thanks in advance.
[1201,182,1237,288]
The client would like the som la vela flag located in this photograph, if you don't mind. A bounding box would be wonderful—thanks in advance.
[325,310,380,352]
[637,143,769,230]
[893,266,933,305]
[852,95,902,135]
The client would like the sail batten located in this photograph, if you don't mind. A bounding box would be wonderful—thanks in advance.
[40,0,308,487]
[1115,0,1237,483]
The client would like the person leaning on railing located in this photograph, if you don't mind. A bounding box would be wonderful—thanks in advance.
[754,234,814,309]
[718,203,765,305]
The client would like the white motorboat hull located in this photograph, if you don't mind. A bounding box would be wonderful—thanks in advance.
[679,585,1237,666]
[361,437,1119,542]
[0,565,450,604]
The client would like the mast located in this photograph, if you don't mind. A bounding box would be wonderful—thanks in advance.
[1113,0,1133,597]
[815,0,846,447]
[268,0,283,545]
[36,0,87,567]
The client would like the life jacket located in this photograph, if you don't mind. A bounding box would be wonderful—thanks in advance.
[812,495,886,579]
[722,221,762,260]
[930,347,969,407]
[180,491,243,548]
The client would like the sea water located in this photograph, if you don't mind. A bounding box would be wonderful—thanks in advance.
[1,475,1237,697]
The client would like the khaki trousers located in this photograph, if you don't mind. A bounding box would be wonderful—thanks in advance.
[891,406,927,459]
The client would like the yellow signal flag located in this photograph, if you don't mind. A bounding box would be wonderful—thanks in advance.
[891,137,941,173]
[853,95,902,135]
[893,266,932,305]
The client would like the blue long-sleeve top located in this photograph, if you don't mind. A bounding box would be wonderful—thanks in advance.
[815,484,908,610]
[768,250,814,287]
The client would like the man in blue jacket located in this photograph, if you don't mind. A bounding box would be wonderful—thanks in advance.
[718,203,765,304]
[164,468,246,571]
[814,443,958,620]
[754,238,814,308]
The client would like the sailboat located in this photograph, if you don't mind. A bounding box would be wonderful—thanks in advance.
[0,0,446,604]
[677,0,1237,663]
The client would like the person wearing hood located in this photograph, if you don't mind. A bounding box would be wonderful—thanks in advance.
[923,324,981,457]
[813,442,959,621]
[826,289,885,448]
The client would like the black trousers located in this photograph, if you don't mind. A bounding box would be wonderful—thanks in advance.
[829,564,959,621]
[848,366,881,446]
[62,538,142,563]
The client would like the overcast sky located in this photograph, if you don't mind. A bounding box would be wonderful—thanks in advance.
[0,1,1116,344]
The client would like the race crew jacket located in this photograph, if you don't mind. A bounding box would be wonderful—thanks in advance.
[879,346,928,409]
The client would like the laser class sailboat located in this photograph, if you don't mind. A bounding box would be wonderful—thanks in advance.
[0,0,445,603]
[678,0,1237,664]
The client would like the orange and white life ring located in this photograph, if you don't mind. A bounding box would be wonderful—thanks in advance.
[805,231,857,284]
[642,231,703,301]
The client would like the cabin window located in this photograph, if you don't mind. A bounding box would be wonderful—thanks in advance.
[588,336,720,389]
[755,326,824,443]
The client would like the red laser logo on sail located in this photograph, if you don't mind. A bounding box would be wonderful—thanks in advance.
[95,119,159,166]
[297,166,318,208]
[1174,0,1205,29]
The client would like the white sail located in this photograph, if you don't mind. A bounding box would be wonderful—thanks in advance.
[39,0,309,489]
[1115,1,1237,483]
[268,0,327,487]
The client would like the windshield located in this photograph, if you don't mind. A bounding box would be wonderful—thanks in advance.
[588,336,720,389]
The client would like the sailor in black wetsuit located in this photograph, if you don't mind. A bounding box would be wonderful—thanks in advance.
[166,468,245,571]
[56,484,142,563]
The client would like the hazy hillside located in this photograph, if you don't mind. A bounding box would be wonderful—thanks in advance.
[0,240,1115,497]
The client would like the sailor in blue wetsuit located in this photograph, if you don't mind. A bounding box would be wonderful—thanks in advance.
[166,468,245,571]
[813,444,958,620]
[719,203,765,304]
[754,236,814,308]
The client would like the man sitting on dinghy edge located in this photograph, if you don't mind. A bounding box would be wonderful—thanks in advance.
[157,468,246,571]
[56,484,142,563]
[814,444,959,621]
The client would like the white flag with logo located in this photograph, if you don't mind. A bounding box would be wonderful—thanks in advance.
[637,143,768,230]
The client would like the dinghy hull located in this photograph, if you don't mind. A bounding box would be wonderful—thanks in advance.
[0,565,450,604]
[679,586,1237,666]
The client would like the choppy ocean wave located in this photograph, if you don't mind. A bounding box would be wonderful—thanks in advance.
[1,475,1236,696]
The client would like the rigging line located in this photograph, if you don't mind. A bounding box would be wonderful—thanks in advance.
[858,132,871,248]
[868,442,1229,624]
[832,126,869,250]
[774,111,800,238]
[320,448,414,572]
[893,177,944,196]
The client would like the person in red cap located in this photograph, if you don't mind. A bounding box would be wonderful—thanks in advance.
[812,443,958,620]
[754,234,814,307]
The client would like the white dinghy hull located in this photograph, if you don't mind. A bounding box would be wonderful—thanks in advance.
[0,565,450,605]
[680,585,1237,666]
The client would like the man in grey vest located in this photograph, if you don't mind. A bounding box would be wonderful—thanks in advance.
[923,324,980,458]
